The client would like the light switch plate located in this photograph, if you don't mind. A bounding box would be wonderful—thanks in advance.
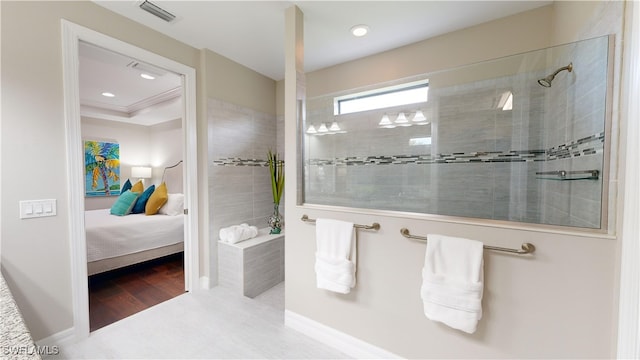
[20,199,56,219]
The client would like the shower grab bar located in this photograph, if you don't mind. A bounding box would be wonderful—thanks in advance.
[301,215,381,231]
[400,228,536,254]
[535,169,599,180]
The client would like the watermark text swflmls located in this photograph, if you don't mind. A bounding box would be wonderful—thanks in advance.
[2,345,60,356]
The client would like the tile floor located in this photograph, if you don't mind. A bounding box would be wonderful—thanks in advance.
[47,283,349,359]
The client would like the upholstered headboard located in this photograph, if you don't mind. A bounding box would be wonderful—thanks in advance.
[162,160,183,194]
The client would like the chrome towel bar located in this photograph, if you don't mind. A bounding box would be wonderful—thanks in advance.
[301,215,381,231]
[400,228,535,254]
[536,169,599,180]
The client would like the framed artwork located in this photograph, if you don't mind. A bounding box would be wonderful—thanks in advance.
[84,140,121,197]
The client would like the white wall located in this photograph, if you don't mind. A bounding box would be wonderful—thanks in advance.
[149,118,183,191]
[284,2,625,358]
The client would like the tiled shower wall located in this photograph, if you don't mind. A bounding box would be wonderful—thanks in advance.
[208,98,281,241]
[538,36,608,228]
[304,36,609,229]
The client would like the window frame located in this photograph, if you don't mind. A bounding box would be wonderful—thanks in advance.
[333,79,429,115]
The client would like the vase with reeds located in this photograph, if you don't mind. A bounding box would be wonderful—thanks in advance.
[267,150,284,234]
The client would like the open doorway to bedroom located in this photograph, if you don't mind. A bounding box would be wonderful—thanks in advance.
[79,41,187,331]
[62,20,199,339]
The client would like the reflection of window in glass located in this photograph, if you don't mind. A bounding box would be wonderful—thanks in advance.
[335,80,428,115]
[409,137,432,146]
[498,91,513,111]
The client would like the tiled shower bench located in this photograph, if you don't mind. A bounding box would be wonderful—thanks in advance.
[218,228,284,298]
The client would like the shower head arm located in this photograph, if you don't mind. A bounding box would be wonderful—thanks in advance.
[550,63,573,77]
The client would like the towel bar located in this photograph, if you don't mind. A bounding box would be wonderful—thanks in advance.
[400,228,535,254]
[535,169,599,180]
[301,215,381,231]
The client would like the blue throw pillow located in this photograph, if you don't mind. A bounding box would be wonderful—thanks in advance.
[110,190,140,216]
[121,179,132,193]
[131,184,155,214]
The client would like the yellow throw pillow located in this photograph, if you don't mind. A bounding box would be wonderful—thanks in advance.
[145,182,168,215]
[131,180,144,193]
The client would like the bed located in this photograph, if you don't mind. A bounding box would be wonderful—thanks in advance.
[86,160,185,275]
[85,208,184,275]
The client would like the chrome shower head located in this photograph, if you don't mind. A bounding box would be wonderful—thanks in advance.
[537,63,573,88]
[537,76,553,87]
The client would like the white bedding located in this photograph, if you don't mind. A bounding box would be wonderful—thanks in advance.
[85,209,184,262]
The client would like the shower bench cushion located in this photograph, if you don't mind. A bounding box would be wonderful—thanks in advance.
[218,228,284,298]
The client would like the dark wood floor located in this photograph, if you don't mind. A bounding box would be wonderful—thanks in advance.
[88,252,185,332]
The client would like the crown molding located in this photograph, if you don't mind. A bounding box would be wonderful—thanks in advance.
[128,87,181,113]
[80,87,181,117]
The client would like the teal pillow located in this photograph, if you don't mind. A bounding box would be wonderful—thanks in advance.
[131,184,155,214]
[110,190,140,216]
[121,179,132,193]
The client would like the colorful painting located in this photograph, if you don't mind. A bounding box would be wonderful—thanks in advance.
[84,140,121,197]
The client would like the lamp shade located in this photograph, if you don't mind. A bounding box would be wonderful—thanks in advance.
[131,166,152,179]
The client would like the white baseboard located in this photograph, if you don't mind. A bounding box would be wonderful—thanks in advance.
[284,310,401,359]
[35,326,76,347]
[199,275,211,290]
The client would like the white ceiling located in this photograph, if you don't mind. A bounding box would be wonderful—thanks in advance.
[79,42,183,126]
[82,0,552,125]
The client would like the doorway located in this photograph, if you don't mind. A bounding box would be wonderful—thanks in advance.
[62,20,199,339]
[79,40,187,331]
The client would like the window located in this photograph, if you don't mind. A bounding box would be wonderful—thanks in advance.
[334,80,429,115]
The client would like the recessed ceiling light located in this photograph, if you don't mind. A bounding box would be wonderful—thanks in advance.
[350,24,369,37]
[140,73,156,80]
[101,92,115,97]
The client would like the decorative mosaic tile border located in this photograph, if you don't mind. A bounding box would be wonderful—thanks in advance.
[212,158,269,167]
[212,132,604,167]
[308,132,604,166]
[547,133,605,160]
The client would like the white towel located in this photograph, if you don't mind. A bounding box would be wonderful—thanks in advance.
[421,234,484,334]
[219,223,259,244]
[314,218,356,294]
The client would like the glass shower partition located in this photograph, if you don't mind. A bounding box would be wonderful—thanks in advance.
[303,35,612,230]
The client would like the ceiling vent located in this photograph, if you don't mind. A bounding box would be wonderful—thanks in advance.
[139,0,176,23]
[127,61,168,77]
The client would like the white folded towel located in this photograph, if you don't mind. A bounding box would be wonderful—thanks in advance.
[314,218,356,294]
[421,234,484,334]
[219,223,259,244]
